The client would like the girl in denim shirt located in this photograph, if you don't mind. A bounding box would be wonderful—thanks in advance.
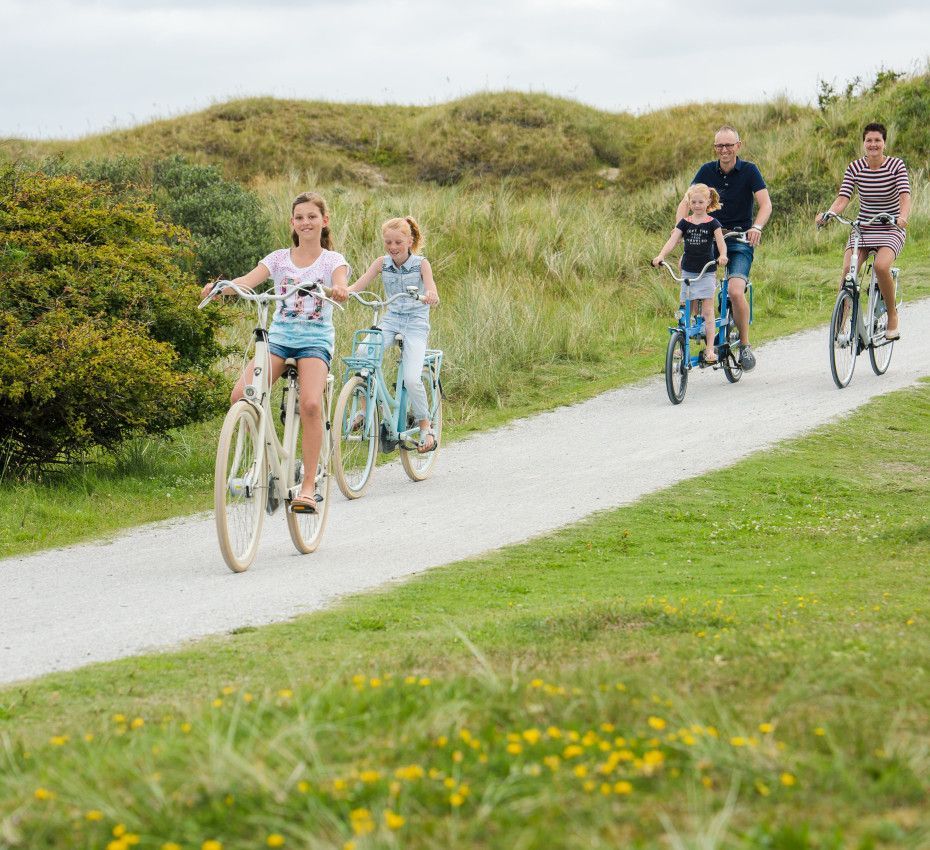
[348,216,440,452]
[200,192,349,513]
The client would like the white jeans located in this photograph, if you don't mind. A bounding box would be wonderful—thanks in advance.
[359,313,431,421]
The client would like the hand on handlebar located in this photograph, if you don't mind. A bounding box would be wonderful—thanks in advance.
[651,256,664,268]
[746,228,762,247]
[717,255,728,266]
[330,282,349,303]
[421,290,439,306]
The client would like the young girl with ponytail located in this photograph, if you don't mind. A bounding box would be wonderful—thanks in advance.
[652,184,728,364]
[348,216,440,453]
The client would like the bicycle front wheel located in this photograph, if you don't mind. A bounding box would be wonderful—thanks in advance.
[869,291,894,375]
[722,312,742,384]
[401,368,442,482]
[333,375,378,499]
[665,332,688,404]
[829,289,857,389]
[215,401,266,573]
[285,380,331,554]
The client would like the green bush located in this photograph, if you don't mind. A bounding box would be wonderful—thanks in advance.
[0,166,224,472]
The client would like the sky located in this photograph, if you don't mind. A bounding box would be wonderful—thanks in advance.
[1,0,928,140]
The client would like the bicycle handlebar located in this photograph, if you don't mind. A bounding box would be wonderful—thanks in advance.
[817,211,897,230]
[722,230,752,243]
[656,259,718,284]
[198,280,344,311]
[349,288,427,309]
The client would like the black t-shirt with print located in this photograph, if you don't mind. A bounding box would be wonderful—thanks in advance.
[677,217,721,273]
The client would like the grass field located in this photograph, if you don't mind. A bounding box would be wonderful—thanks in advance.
[2,382,928,849]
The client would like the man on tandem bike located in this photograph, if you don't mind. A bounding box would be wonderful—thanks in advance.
[676,124,772,371]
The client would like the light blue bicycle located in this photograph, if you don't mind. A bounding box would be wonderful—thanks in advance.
[332,289,443,498]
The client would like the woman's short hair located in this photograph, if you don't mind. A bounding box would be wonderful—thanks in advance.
[862,122,887,140]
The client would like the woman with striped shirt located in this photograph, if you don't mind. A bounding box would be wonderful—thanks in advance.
[817,122,911,339]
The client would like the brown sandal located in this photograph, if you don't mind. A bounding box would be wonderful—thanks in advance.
[290,494,318,514]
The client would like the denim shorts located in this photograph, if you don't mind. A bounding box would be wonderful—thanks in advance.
[725,239,754,282]
[268,343,331,368]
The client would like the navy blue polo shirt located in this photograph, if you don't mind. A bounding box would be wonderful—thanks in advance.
[692,158,767,231]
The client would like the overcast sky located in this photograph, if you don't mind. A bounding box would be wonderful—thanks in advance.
[1,0,928,139]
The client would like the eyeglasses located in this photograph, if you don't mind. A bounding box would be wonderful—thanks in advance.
[713,143,738,150]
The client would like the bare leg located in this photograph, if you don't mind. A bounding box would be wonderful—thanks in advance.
[231,356,288,404]
[872,247,899,334]
[701,298,717,361]
[296,357,329,500]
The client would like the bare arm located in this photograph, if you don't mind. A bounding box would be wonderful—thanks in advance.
[714,228,728,265]
[331,264,349,302]
[747,188,772,246]
[898,192,911,229]
[816,194,851,226]
[419,258,439,305]
[675,194,690,223]
[347,258,383,294]
[652,229,683,266]
[199,262,270,300]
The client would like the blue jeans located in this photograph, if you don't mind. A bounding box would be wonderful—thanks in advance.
[725,240,754,282]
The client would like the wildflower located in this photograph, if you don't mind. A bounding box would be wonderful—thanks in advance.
[359,770,381,784]
[34,787,54,800]
[212,699,224,708]
[418,677,431,686]
[701,775,714,788]
[507,743,522,755]
[814,727,826,737]
[450,793,464,807]
[243,693,254,703]
[202,842,223,850]
[86,810,104,821]
[730,736,746,747]
[600,782,612,795]
[642,750,664,767]
[754,780,770,797]
[544,755,561,771]
[278,689,294,699]
[384,810,405,830]
[758,722,774,734]
[162,844,182,850]
[546,726,562,739]
[573,765,588,778]
[563,745,584,759]
[530,678,544,688]
[443,777,456,789]
[221,685,236,696]
[522,728,541,745]
[297,780,311,794]
[781,772,797,787]
[113,714,126,724]
[49,735,69,746]
[84,733,95,742]
[107,841,128,850]
[350,808,375,836]
[600,722,615,733]
[453,750,464,763]
[369,678,382,689]
[394,764,424,781]
[181,723,192,734]
[582,780,597,792]
[131,718,145,730]
[266,834,286,847]
[352,674,365,687]
[435,735,448,747]
[343,843,356,850]
[404,675,417,685]
[614,780,633,795]
[647,716,666,731]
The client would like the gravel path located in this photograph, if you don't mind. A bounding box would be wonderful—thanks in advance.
[3,300,929,685]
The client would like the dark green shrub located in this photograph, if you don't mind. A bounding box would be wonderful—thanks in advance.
[0,166,225,472]
[151,155,273,283]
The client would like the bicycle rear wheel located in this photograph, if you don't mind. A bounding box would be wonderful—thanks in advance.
[401,367,442,482]
[665,332,688,404]
[215,401,266,573]
[285,376,331,554]
[722,311,742,384]
[868,291,894,375]
[829,289,857,389]
[333,375,378,499]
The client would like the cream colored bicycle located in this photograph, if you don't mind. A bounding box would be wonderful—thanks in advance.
[199,281,341,572]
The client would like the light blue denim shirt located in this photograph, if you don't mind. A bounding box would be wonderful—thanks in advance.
[382,254,430,321]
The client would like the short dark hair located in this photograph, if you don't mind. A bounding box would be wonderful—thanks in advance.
[862,122,887,140]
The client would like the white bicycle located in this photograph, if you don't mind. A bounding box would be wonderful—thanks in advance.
[199,281,342,572]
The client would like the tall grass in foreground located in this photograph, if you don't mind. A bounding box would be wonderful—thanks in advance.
[3,384,929,849]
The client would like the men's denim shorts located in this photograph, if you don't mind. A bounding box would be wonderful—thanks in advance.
[268,343,331,368]
[725,239,754,283]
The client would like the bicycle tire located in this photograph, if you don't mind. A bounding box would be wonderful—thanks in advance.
[400,367,442,482]
[215,401,266,573]
[722,312,742,384]
[333,375,378,499]
[285,375,331,554]
[665,332,688,405]
[829,289,857,389]
[868,290,894,376]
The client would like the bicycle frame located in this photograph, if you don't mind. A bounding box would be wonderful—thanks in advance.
[341,292,443,451]
[662,232,754,371]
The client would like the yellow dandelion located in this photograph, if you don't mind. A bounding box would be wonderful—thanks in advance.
[343,843,356,850]
[384,810,405,830]
[507,742,522,755]
[418,677,431,686]
[614,780,633,794]
[359,770,381,783]
[435,735,448,747]
[642,750,664,766]
[352,674,365,686]
[530,678,544,688]
[278,689,294,699]
[780,772,797,787]
[459,729,472,743]
[162,843,182,850]
[124,835,141,847]
[85,810,104,821]
[113,714,126,724]
[563,744,584,759]
[814,727,826,737]
[49,735,69,746]
[755,780,770,797]
[582,779,597,792]
[600,782,612,795]
[522,728,541,745]
[202,842,223,850]
[453,750,464,763]
[600,722,615,733]
[180,722,192,734]
[34,787,55,801]
[224,794,234,806]
[758,722,774,734]
[333,778,347,791]
[369,678,381,688]
[243,693,254,703]
[221,685,235,695]
[404,675,417,685]
[701,775,714,788]
[130,718,145,730]
[647,716,666,731]
[573,765,588,778]
[730,736,746,747]
[107,841,128,850]
[266,834,286,847]
[212,698,224,708]
[84,733,95,742]
[394,764,424,781]
[449,793,464,807]
[546,726,562,739]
